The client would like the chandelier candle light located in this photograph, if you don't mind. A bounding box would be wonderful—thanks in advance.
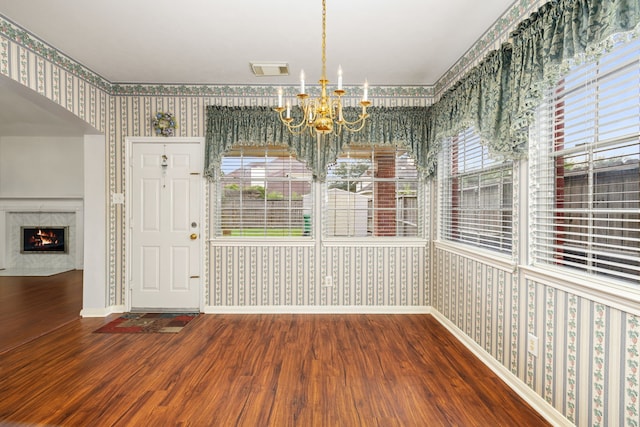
[274,0,370,136]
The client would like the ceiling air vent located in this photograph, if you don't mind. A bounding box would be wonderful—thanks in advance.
[250,62,289,77]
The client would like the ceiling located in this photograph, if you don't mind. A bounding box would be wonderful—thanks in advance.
[0,0,517,136]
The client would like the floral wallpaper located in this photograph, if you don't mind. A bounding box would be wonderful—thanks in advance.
[210,243,428,309]
[433,247,640,426]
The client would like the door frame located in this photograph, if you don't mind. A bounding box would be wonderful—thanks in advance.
[124,136,206,312]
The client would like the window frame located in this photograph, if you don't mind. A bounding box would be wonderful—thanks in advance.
[323,144,424,239]
[439,127,514,254]
[215,145,314,238]
[529,38,640,286]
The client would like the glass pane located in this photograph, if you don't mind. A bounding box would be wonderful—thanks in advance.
[540,39,640,284]
[444,128,513,253]
[326,145,420,237]
[218,146,312,237]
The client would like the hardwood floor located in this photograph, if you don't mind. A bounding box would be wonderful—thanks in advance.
[0,306,551,426]
[0,269,83,354]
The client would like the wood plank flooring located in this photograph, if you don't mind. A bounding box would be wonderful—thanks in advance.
[0,308,551,426]
[0,270,83,354]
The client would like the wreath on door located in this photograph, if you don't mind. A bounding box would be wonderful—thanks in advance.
[152,112,177,137]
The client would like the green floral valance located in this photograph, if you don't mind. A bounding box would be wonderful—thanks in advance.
[426,46,516,159]
[429,0,640,161]
[204,105,433,181]
[508,0,640,145]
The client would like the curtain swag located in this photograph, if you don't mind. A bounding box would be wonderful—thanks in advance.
[428,0,640,162]
[205,0,640,180]
[204,105,433,181]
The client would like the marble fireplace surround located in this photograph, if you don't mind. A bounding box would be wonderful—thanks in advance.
[0,198,83,271]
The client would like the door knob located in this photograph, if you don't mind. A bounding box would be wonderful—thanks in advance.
[190,233,198,240]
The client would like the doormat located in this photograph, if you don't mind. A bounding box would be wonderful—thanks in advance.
[94,312,199,334]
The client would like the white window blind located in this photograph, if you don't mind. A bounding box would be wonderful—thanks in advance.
[217,145,312,237]
[440,128,513,253]
[530,38,640,285]
[324,145,421,237]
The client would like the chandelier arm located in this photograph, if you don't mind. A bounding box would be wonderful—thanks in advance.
[336,106,369,126]
[276,109,311,133]
[340,112,369,124]
[285,124,313,136]
[340,119,369,133]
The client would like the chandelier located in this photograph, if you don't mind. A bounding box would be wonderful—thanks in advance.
[273,0,370,136]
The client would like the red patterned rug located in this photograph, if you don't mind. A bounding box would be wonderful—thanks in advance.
[94,313,199,334]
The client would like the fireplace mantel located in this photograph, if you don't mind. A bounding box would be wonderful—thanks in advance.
[0,197,83,212]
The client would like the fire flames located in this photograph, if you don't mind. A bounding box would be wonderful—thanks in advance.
[30,229,60,247]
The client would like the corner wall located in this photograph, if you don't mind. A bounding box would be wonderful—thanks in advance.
[432,244,640,426]
[81,133,107,315]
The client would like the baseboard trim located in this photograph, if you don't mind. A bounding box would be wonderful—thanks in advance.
[203,305,432,315]
[430,309,572,427]
[80,305,432,316]
[80,305,125,318]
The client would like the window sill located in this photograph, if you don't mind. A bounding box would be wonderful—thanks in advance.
[209,237,429,248]
[433,240,516,272]
[322,238,428,247]
[521,264,640,316]
[209,238,315,247]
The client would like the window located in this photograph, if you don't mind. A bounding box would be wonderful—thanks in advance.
[325,144,421,237]
[440,128,513,253]
[217,145,312,237]
[530,39,640,285]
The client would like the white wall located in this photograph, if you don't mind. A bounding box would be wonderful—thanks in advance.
[81,134,107,316]
[0,136,83,198]
[0,135,85,271]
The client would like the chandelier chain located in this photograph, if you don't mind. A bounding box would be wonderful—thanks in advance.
[321,0,327,80]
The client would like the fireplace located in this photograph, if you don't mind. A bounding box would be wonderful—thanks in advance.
[21,226,69,254]
[1,204,80,270]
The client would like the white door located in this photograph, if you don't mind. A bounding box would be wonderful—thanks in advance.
[130,140,202,311]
